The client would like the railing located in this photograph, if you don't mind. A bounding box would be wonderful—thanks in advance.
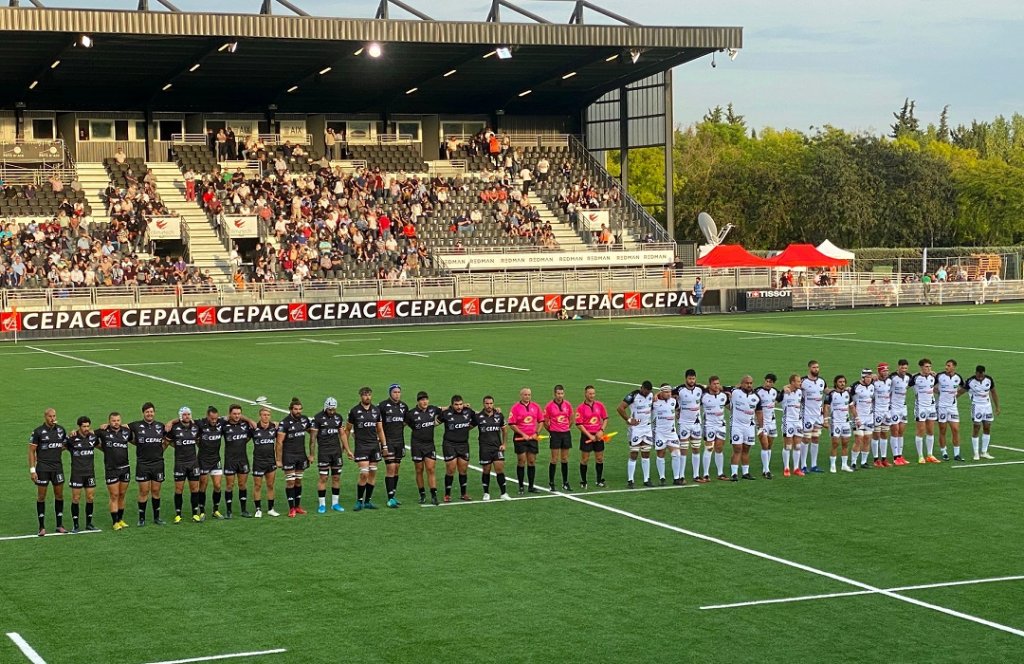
[0,162,73,186]
[432,241,676,255]
[375,134,418,144]
[1,139,66,162]
[792,280,1023,309]
[506,134,572,148]
[171,134,209,144]
[425,159,467,177]
[567,134,672,243]
[329,159,367,171]
[258,133,315,146]
[218,159,261,171]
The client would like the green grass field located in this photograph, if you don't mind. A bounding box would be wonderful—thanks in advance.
[2,303,1024,664]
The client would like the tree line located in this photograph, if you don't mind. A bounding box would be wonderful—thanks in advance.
[607,102,1024,248]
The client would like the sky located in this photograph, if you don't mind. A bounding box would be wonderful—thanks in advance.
[48,0,1024,132]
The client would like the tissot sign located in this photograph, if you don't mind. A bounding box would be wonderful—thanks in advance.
[1,291,703,334]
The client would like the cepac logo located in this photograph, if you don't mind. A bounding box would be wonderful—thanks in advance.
[624,292,641,310]
[461,298,480,316]
[1,311,22,333]
[232,219,247,229]
[288,303,307,322]
[376,300,395,319]
[100,309,122,329]
[543,294,562,313]
[585,212,602,225]
[155,220,170,230]
[196,306,217,326]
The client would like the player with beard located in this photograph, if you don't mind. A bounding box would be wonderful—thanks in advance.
[405,391,443,505]
[196,406,228,519]
[343,387,387,511]
[801,361,827,473]
[825,376,853,473]
[96,411,132,530]
[129,402,167,527]
[164,407,202,523]
[872,363,893,467]
[276,397,314,517]
[222,405,257,518]
[378,384,409,508]
[310,398,345,514]
[438,395,477,502]
[475,396,510,500]
[250,406,280,518]
[673,370,704,483]
[29,408,69,536]
[755,374,778,479]
[889,360,912,465]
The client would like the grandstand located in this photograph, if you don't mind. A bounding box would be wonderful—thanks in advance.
[0,2,742,288]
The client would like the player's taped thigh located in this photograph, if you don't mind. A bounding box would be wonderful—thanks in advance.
[330,467,341,476]
[368,465,377,472]
[359,467,371,474]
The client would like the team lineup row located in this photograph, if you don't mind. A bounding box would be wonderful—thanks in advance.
[25,359,1000,536]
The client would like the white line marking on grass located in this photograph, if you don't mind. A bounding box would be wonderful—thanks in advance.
[142,648,287,664]
[332,349,473,359]
[423,482,699,507]
[990,445,1024,454]
[468,361,529,371]
[302,338,339,346]
[381,349,429,358]
[952,460,1024,469]
[0,529,102,542]
[0,348,120,356]
[255,338,380,346]
[597,378,639,386]
[700,575,1024,610]
[5,633,47,664]
[735,332,856,341]
[25,362,183,371]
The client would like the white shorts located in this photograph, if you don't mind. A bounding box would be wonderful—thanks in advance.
[873,411,891,432]
[629,430,653,452]
[677,422,703,441]
[831,422,852,438]
[704,424,726,442]
[937,407,960,423]
[889,406,908,425]
[654,433,679,450]
[854,417,873,436]
[760,420,778,438]
[802,414,823,436]
[915,405,937,422]
[783,421,802,438]
[972,405,994,423]
[730,423,756,447]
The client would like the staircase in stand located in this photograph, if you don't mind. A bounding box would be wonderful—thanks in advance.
[532,197,587,250]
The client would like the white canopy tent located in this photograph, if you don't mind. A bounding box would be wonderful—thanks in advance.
[816,239,856,261]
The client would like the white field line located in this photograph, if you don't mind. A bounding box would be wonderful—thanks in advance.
[5,633,47,664]
[927,312,1024,318]
[952,460,1024,469]
[380,349,429,358]
[23,346,1024,640]
[332,349,473,358]
[142,649,287,664]
[24,362,182,371]
[0,529,102,542]
[468,361,529,372]
[990,445,1024,454]
[700,575,1024,611]
[627,321,1024,355]
[301,338,339,346]
[421,482,699,507]
[735,332,856,341]
[254,338,379,346]
[597,378,639,386]
[0,348,120,356]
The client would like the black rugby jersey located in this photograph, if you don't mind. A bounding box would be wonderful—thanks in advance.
[65,431,98,476]
[405,406,442,443]
[473,410,505,446]
[97,426,132,470]
[378,399,409,443]
[311,410,344,455]
[439,407,476,443]
[129,419,166,465]
[222,419,253,464]
[166,421,200,465]
[347,404,382,446]
[30,423,68,472]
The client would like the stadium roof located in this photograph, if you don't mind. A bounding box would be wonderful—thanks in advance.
[0,6,742,114]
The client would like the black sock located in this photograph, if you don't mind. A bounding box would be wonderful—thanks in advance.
[286,486,295,508]
[561,462,569,484]
[391,474,400,495]
[71,502,80,528]
[213,490,221,511]
[295,486,302,507]
[138,501,147,521]
[239,489,247,512]
[226,491,234,513]
[267,498,275,511]
[86,502,94,526]
[517,465,525,487]
[549,463,557,485]
[482,472,491,493]
[254,497,262,512]
[596,462,604,481]
[111,510,119,526]
[386,476,396,498]
[318,489,327,502]
[580,463,589,484]
[497,473,506,494]
[419,486,426,499]
[192,491,202,515]
[117,508,124,522]
[430,487,437,499]
[174,493,183,516]
[55,500,64,527]
[152,498,160,520]
[527,465,536,488]
[357,484,366,501]
[365,484,375,501]
[458,474,467,496]
[444,474,453,497]
[37,501,46,530]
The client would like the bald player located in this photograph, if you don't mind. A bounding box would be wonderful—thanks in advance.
[29,408,68,536]
[509,388,543,495]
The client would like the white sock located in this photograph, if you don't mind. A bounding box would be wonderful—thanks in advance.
[809,442,819,467]
[691,452,701,478]
[880,437,889,459]
[741,464,749,475]
[627,458,636,481]
[318,496,326,508]
[830,456,837,470]
[972,437,980,455]
[730,464,739,476]
[916,436,924,458]
[761,449,771,473]
[860,451,869,464]
[926,435,935,456]
[331,492,339,506]
[896,436,904,456]
[671,453,682,479]
[655,456,665,480]
[795,443,804,468]
[953,445,960,457]
[782,448,791,470]
[641,457,651,481]
[799,442,808,468]
[871,439,880,458]
[982,434,991,453]
[702,449,712,476]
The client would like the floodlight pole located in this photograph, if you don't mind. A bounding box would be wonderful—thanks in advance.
[664,69,675,241]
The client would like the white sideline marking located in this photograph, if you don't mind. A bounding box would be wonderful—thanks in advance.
[628,321,1024,355]
[254,338,380,346]
[952,460,1024,469]
[25,362,183,371]
[735,332,856,341]
[331,349,472,358]
[29,346,1024,640]
[5,633,47,664]
[468,361,529,371]
[597,378,639,386]
[700,575,1024,610]
[381,349,429,358]
[0,348,120,356]
[991,445,1024,454]
[0,529,102,542]
[302,338,339,346]
[142,648,287,664]
[422,482,699,507]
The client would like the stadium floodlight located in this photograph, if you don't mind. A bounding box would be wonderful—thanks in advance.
[189,63,201,72]
[367,42,383,58]
[444,69,456,77]
[605,53,619,62]
[287,85,299,93]
[319,66,332,75]
[518,89,532,97]
[728,48,739,61]
[219,42,239,53]
[406,87,418,95]
[483,50,496,59]
[50,60,61,69]
[162,83,172,91]
[353,47,364,56]
[79,35,93,48]
[561,71,577,80]
[629,48,641,64]
[29,80,38,90]
[496,46,513,60]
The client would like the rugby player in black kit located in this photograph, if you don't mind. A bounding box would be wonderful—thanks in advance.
[475,396,511,501]
[405,391,442,505]
[164,406,202,524]
[439,395,476,503]
[66,416,100,533]
[310,397,345,514]
[129,402,167,526]
[222,405,257,518]
[28,407,68,536]
[276,397,314,518]
[250,406,280,518]
[343,387,387,511]
[378,384,408,508]
[196,406,228,519]
[96,411,132,530]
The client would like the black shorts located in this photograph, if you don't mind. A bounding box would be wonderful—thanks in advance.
[513,439,539,455]
[317,452,343,473]
[69,474,96,489]
[105,466,131,485]
[411,441,436,462]
[223,459,250,476]
[384,441,405,463]
[251,459,277,477]
[442,440,470,462]
[354,442,382,463]
[34,469,65,486]
[198,460,222,476]
[579,433,606,453]
[549,431,572,450]
[136,463,165,483]
[479,444,504,465]
[173,464,200,482]
[282,456,310,472]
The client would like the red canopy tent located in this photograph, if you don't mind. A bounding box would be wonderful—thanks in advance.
[696,244,774,268]
[767,243,850,268]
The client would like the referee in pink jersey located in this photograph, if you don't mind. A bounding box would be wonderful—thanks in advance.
[509,388,543,495]
[544,385,575,492]
[576,385,609,488]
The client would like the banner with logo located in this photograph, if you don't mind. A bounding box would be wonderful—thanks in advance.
[279,121,308,142]
[437,248,674,271]
[226,216,259,239]
[0,290,717,337]
[578,209,610,231]
[147,216,181,241]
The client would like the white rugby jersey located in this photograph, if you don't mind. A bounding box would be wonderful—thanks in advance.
[756,387,779,423]
[730,389,758,428]
[673,384,704,426]
[623,390,654,431]
[801,376,827,417]
[873,377,892,413]
[780,388,803,423]
[912,373,937,409]
[964,375,995,406]
[827,388,852,425]
[937,372,964,409]
[852,382,875,418]
[702,392,730,429]
[890,373,911,408]
[652,397,678,437]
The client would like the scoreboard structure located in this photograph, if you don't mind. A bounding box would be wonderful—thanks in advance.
[737,289,793,312]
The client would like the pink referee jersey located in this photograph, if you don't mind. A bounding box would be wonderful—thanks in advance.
[509,401,543,439]
[544,399,574,433]
[575,401,608,434]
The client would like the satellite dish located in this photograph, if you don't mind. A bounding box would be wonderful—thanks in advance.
[697,212,734,245]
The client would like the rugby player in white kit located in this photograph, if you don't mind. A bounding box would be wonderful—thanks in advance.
[673,370,704,483]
